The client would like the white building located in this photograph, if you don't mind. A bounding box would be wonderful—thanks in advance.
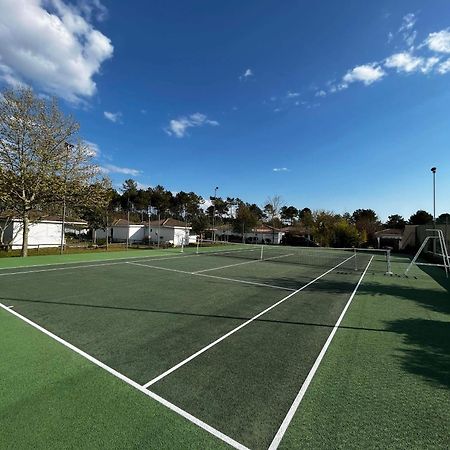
[0,215,88,249]
[214,224,285,244]
[95,219,146,243]
[96,218,195,247]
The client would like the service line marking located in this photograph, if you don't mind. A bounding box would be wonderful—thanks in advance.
[143,254,356,388]
[127,261,295,292]
[192,253,295,274]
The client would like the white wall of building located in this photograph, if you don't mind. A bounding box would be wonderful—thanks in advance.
[147,226,190,247]
[9,220,63,249]
[97,224,193,247]
[215,229,285,244]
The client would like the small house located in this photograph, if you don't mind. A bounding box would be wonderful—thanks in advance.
[96,218,195,247]
[0,213,88,249]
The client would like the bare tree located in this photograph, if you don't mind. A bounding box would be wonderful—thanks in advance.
[0,87,106,256]
[263,195,283,224]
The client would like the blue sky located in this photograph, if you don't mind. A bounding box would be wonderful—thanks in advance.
[1,1,450,220]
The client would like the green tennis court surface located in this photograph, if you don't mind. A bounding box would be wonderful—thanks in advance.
[1,247,449,449]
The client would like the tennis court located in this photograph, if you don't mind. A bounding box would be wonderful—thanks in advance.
[1,244,447,449]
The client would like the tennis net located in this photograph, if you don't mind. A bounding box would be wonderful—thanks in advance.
[191,240,391,273]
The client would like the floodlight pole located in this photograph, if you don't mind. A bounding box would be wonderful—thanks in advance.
[431,167,437,254]
[148,204,151,247]
[212,186,218,241]
[126,207,130,251]
[60,142,73,255]
[157,211,161,248]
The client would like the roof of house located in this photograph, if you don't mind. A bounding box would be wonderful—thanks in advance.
[0,210,87,225]
[280,225,312,234]
[149,218,191,228]
[111,218,142,226]
[375,228,404,237]
[251,225,283,233]
[110,218,191,228]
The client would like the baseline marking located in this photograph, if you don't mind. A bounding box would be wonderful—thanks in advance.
[143,254,355,388]
[268,255,374,450]
[0,302,249,450]
[127,261,295,292]
[0,252,206,273]
[0,253,204,277]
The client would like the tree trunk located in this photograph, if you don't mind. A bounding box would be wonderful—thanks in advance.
[21,213,29,257]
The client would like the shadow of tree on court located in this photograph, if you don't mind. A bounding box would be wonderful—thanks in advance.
[0,294,373,331]
[358,280,450,317]
[419,265,450,295]
[386,318,450,389]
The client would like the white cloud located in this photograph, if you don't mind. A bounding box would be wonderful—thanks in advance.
[85,140,100,157]
[273,167,289,172]
[104,111,122,123]
[165,113,219,138]
[426,30,450,53]
[136,181,150,190]
[438,58,450,74]
[315,90,327,97]
[343,63,386,86]
[422,57,440,74]
[101,164,141,176]
[239,68,253,80]
[400,13,416,31]
[76,0,108,22]
[286,91,300,98]
[0,0,113,103]
[385,52,423,73]
[399,13,417,47]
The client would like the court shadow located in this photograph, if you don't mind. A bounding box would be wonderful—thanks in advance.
[0,295,396,334]
[386,318,450,389]
[358,281,450,317]
[419,265,450,295]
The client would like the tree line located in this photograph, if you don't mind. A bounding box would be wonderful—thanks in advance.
[112,182,449,248]
[1,87,448,256]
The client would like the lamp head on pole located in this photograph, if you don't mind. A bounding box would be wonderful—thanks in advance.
[431,167,437,174]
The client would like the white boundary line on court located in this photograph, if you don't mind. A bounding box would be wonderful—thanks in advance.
[0,253,208,277]
[0,302,249,450]
[267,255,374,450]
[192,253,295,274]
[0,251,211,272]
[143,254,356,388]
[127,261,295,292]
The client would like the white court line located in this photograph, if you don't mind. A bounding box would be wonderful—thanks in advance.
[0,302,249,450]
[268,255,374,450]
[0,253,204,277]
[197,272,295,292]
[143,254,355,388]
[192,253,295,274]
[0,251,203,272]
[127,261,295,292]
[192,258,265,273]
